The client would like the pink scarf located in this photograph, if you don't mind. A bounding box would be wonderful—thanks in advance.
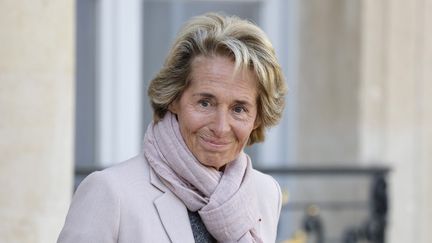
[143,112,263,242]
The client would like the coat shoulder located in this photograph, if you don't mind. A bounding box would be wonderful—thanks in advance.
[100,153,151,182]
[251,169,282,203]
[58,154,164,243]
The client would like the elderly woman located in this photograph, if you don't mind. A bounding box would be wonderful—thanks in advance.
[58,13,287,243]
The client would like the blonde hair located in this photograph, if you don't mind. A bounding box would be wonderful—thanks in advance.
[148,13,287,145]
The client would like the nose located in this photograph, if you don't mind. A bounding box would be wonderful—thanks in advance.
[210,109,230,137]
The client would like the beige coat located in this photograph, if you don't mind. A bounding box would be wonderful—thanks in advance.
[58,154,282,243]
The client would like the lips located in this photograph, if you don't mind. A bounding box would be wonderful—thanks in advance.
[199,136,231,151]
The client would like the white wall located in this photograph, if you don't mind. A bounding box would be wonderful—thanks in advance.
[360,0,432,242]
[0,0,74,242]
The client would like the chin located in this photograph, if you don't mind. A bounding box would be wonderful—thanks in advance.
[196,157,219,168]
[201,161,225,170]
[199,156,233,170]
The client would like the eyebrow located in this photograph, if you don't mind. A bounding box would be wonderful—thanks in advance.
[193,92,215,99]
[192,92,254,106]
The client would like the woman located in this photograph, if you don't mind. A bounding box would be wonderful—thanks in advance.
[58,13,287,243]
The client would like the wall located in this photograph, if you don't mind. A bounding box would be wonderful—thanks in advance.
[0,0,74,242]
[289,0,432,241]
[296,0,362,162]
[360,0,432,242]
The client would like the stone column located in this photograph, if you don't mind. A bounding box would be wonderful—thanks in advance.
[293,0,432,241]
[360,0,432,242]
[296,0,362,163]
[0,0,74,242]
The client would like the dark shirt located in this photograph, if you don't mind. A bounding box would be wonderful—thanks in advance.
[187,210,216,243]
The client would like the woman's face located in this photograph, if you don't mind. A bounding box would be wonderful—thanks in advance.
[170,55,259,170]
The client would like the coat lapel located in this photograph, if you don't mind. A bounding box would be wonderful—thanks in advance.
[150,169,195,243]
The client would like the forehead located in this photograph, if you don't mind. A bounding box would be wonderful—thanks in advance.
[188,55,258,91]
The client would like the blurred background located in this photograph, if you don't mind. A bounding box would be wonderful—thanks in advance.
[1,0,431,242]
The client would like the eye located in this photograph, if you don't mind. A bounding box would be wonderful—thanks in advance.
[233,105,246,113]
[199,99,210,108]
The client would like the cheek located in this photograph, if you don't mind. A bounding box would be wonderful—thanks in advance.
[237,124,255,144]
[178,111,205,136]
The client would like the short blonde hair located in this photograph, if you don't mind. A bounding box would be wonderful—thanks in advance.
[148,13,287,145]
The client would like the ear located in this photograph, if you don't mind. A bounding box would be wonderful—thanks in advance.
[168,99,179,114]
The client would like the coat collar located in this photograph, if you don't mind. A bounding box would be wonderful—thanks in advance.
[149,167,168,192]
[150,169,195,243]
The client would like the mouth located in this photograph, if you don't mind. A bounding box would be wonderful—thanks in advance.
[199,136,231,151]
